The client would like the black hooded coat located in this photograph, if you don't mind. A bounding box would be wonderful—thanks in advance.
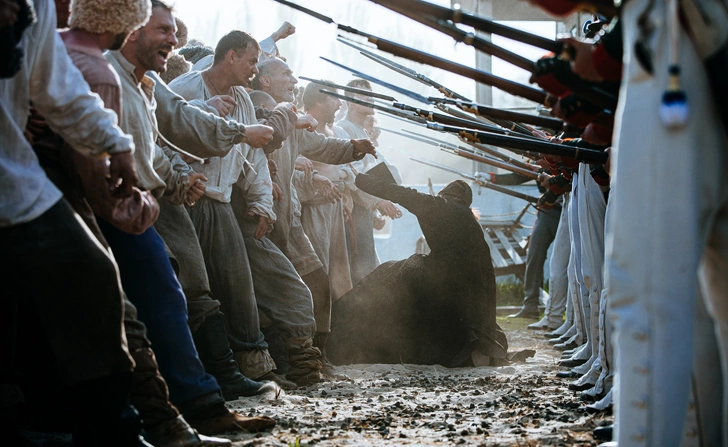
[327,174,509,367]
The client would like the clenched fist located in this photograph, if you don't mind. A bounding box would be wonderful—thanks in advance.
[244,124,274,148]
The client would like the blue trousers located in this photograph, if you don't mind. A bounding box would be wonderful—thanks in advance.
[97,219,220,407]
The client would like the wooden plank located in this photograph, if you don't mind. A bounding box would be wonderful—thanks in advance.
[494,229,523,265]
[484,230,508,269]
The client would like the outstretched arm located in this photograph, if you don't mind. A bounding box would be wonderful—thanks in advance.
[355,173,438,216]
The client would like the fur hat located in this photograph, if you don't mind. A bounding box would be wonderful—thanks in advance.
[438,180,473,207]
[179,44,214,64]
[159,53,191,84]
[175,17,188,48]
[69,0,152,35]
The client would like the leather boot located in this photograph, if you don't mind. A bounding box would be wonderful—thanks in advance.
[313,332,349,380]
[286,339,322,387]
[185,402,275,436]
[71,372,152,447]
[192,313,279,401]
[145,414,232,446]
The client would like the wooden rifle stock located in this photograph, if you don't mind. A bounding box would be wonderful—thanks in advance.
[367,0,563,53]
[368,37,552,106]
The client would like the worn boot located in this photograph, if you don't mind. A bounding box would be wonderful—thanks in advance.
[286,338,323,387]
[184,402,275,436]
[192,313,279,401]
[145,414,232,446]
[313,333,348,380]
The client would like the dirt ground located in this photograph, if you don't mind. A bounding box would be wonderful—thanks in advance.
[223,317,612,447]
[23,317,611,446]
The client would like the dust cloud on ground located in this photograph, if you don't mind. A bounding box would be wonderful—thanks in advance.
[224,318,610,447]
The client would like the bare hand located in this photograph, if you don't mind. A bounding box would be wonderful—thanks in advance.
[0,0,20,28]
[294,156,314,174]
[343,205,352,222]
[244,124,274,148]
[206,95,236,116]
[560,37,603,82]
[312,174,342,203]
[351,138,377,158]
[373,214,386,230]
[538,173,551,189]
[186,172,208,204]
[248,211,269,239]
[272,182,284,202]
[108,150,138,198]
[296,114,317,131]
[376,200,402,219]
[271,21,296,42]
[268,158,278,176]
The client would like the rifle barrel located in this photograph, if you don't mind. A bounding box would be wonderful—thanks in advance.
[429,97,569,132]
[429,123,608,164]
[368,0,562,53]
[411,158,538,203]
[338,37,471,101]
[367,37,550,106]
[299,77,397,101]
[319,57,430,104]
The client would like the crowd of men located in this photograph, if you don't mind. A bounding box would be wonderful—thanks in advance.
[1,0,727,446]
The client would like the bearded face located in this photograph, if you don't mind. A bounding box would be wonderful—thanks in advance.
[134,6,177,73]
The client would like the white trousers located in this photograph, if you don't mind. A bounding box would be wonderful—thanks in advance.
[607,0,728,445]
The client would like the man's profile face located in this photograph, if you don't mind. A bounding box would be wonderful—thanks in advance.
[348,90,375,117]
[135,6,178,73]
[319,91,341,125]
[265,59,298,103]
[230,44,259,87]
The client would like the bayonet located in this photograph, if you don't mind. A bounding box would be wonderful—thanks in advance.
[380,127,537,178]
[298,77,397,102]
[337,36,470,101]
[410,157,539,203]
[319,56,430,104]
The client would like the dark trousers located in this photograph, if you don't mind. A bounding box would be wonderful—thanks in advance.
[522,207,561,310]
[0,199,133,395]
[97,219,221,407]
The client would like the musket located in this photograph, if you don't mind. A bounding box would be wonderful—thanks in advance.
[429,97,577,133]
[367,0,563,53]
[428,123,608,165]
[319,56,430,104]
[324,90,519,137]
[382,127,538,179]
[337,36,470,101]
[298,77,398,101]
[410,157,539,203]
[321,90,428,125]
[367,0,618,110]
[391,102,529,137]
[338,38,535,135]
[395,128,537,171]
[272,0,556,108]
[431,102,535,137]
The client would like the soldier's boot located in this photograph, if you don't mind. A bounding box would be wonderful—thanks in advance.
[191,313,279,401]
[313,332,349,381]
[286,339,323,387]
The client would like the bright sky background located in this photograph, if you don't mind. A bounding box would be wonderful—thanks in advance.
[172,0,557,185]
